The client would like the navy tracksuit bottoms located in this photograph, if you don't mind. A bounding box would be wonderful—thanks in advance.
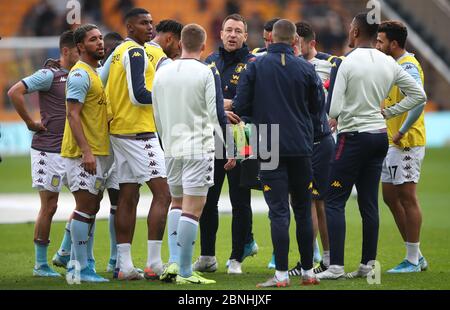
[326,132,389,266]
[259,156,314,271]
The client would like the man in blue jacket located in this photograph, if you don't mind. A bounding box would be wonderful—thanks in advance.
[233,19,322,287]
[192,14,258,275]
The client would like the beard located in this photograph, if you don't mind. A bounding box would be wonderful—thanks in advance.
[88,49,105,61]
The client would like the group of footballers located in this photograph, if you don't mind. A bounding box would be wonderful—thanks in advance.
[7,5,428,287]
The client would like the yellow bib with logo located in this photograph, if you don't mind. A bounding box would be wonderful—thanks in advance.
[145,42,168,70]
[384,54,426,148]
[108,40,156,135]
[61,61,109,158]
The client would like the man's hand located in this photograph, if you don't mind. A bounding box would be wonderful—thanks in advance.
[82,151,97,175]
[392,131,404,146]
[224,158,236,171]
[224,99,233,111]
[26,121,47,133]
[328,118,338,133]
[226,111,241,124]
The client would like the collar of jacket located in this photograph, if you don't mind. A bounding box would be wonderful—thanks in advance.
[268,43,294,54]
[219,44,250,63]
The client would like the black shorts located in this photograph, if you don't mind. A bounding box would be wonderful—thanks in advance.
[312,134,335,200]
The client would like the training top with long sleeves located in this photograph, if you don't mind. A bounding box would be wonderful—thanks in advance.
[233,43,323,157]
[329,48,427,134]
[152,59,228,158]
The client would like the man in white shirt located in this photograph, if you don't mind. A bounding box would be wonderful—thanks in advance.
[316,13,426,280]
[152,24,236,285]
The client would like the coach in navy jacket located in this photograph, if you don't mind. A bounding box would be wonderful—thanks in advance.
[232,19,323,286]
[232,36,323,158]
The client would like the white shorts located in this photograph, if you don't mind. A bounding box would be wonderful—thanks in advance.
[65,156,112,195]
[31,148,67,192]
[166,154,215,197]
[105,154,119,190]
[381,146,425,185]
[110,136,166,185]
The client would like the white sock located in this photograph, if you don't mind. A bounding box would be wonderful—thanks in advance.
[329,265,345,274]
[200,256,216,262]
[418,248,423,258]
[117,243,134,272]
[323,250,330,267]
[275,270,289,281]
[301,268,314,278]
[406,242,420,265]
[146,240,163,273]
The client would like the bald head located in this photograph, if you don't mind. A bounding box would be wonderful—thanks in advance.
[272,19,296,44]
[181,24,206,53]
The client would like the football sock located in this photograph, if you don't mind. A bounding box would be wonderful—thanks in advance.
[146,240,163,273]
[87,219,95,263]
[109,205,117,261]
[177,214,198,278]
[167,207,182,264]
[323,250,330,267]
[406,242,420,265]
[34,239,49,268]
[117,243,134,273]
[275,270,289,281]
[58,220,72,256]
[70,216,90,270]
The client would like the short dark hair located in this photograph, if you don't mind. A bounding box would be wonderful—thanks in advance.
[296,21,315,42]
[104,32,124,43]
[264,18,281,32]
[59,30,75,50]
[354,12,379,39]
[124,8,150,22]
[272,19,296,43]
[181,24,206,53]
[222,14,247,32]
[156,19,184,39]
[74,24,99,46]
[378,21,408,49]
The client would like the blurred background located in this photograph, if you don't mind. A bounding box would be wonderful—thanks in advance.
[0,0,450,156]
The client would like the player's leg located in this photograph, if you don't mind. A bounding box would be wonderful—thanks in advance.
[288,157,319,285]
[317,133,360,280]
[146,176,171,275]
[30,149,64,276]
[347,132,388,279]
[106,187,119,272]
[157,157,182,281]
[114,182,140,278]
[314,199,330,273]
[227,163,255,274]
[109,136,148,280]
[33,190,60,277]
[256,159,291,288]
[65,156,109,283]
[194,157,226,272]
[176,156,216,284]
[144,136,171,277]
[384,146,426,272]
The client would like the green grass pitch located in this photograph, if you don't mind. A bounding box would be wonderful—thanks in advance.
[0,148,449,290]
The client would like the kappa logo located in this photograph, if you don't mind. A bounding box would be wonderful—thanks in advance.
[263,185,271,192]
[331,180,343,188]
[39,152,47,157]
[132,51,142,58]
[37,169,46,175]
[404,164,412,171]
[38,160,46,166]
[149,160,157,167]
[37,178,44,183]
[60,77,67,82]
[151,170,159,175]
[73,72,82,77]
[403,155,412,161]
